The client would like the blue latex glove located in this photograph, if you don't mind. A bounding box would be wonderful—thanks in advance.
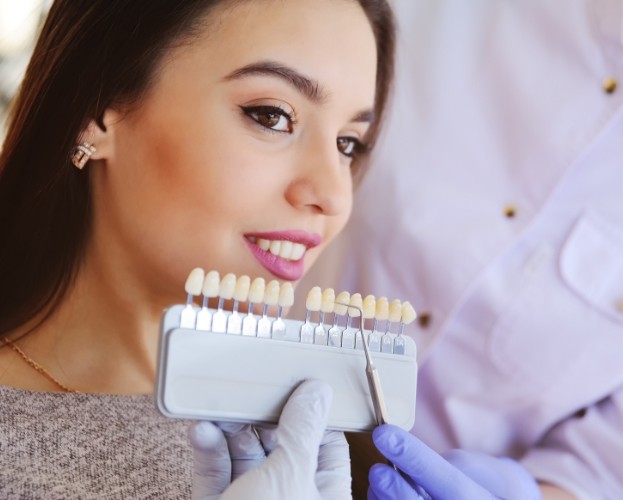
[189,379,351,500]
[368,424,541,500]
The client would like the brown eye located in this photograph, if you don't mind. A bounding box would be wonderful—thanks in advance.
[257,112,281,128]
[241,105,294,133]
[337,137,360,158]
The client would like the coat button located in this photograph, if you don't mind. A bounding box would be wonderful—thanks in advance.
[603,77,617,94]
[417,311,432,328]
[503,204,517,218]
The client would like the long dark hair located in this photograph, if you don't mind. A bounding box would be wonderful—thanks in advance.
[0,0,395,336]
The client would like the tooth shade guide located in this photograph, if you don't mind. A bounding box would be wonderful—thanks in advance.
[203,271,220,298]
[184,267,205,297]
[227,305,243,334]
[271,313,286,340]
[242,309,258,336]
[300,321,314,343]
[233,275,251,302]
[388,299,402,323]
[278,282,295,307]
[328,322,343,347]
[181,270,417,353]
[305,286,322,311]
[257,319,272,338]
[368,329,382,352]
[195,305,213,331]
[248,277,266,304]
[401,301,417,323]
[218,273,236,299]
[334,291,350,316]
[394,335,406,355]
[381,332,395,354]
[158,303,418,434]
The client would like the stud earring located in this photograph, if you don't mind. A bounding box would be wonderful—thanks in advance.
[71,142,97,170]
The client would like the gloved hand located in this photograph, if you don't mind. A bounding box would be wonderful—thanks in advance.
[189,379,351,500]
[368,424,541,500]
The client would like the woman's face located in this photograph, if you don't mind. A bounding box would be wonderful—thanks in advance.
[91,0,377,301]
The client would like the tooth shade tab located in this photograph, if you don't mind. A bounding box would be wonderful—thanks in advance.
[279,282,295,307]
[362,295,376,319]
[219,273,236,299]
[401,301,417,324]
[202,271,220,297]
[334,291,350,315]
[233,275,251,301]
[389,299,402,323]
[306,286,322,311]
[185,268,205,296]
[248,277,266,303]
[264,280,280,306]
[348,293,363,317]
[375,296,389,321]
[255,238,307,261]
[321,288,336,313]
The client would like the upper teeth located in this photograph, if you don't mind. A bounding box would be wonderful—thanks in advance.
[251,238,307,261]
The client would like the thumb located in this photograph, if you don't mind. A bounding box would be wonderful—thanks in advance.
[271,379,333,474]
[188,421,232,500]
[217,380,334,500]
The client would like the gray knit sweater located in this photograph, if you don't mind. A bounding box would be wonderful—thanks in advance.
[0,385,193,499]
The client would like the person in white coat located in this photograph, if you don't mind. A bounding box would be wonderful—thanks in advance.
[297,0,623,498]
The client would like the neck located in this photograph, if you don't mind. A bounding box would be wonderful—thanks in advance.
[1,261,171,395]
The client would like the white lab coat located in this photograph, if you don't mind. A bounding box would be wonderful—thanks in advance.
[297,0,623,497]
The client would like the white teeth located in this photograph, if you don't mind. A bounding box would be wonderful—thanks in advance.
[254,238,307,261]
[290,243,305,260]
[280,241,293,259]
[258,239,270,251]
[269,240,281,255]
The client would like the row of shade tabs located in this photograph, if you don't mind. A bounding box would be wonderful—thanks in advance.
[180,268,417,355]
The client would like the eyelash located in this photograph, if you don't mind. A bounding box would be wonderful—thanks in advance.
[240,105,295,134]
[240,104,368,160]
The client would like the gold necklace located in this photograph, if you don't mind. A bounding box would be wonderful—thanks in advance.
[2,337,79,393]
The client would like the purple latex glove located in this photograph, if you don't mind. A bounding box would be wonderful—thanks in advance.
[368,424,541,500]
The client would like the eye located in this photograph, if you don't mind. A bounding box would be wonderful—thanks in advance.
[337,136,366,159]
[240,105,294,133]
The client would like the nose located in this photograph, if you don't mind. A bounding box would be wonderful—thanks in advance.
[285,134,353,217]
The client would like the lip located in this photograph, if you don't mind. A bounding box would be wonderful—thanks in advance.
[244,230,322,281]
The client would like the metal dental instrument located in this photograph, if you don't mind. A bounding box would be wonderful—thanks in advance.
[336,301,404,474]
[336,302,389,426]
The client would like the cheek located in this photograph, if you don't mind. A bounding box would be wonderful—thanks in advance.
[331,195,353,242]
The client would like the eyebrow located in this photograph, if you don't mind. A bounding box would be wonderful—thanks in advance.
[223,60,375,123]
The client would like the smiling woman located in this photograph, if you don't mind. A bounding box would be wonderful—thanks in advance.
[0,0,395,498]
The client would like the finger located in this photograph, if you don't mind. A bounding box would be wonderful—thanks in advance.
[217,421,267,480]
[444,450,539,499]
[315,430,351,499]
[255,424,278,454]
[367,485,381,500]
[372,425,495,500]
[274,379,332,468]
[188,421,231,498]
[368,463,424,500]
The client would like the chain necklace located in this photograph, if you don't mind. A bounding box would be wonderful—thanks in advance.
[2,337,79,393]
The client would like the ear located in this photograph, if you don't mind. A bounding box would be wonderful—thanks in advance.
[76,109,121,161]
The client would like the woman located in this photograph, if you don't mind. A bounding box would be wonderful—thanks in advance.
[0,0,395,497]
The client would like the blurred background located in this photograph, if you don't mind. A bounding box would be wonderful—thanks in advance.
[0,0,50,142]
